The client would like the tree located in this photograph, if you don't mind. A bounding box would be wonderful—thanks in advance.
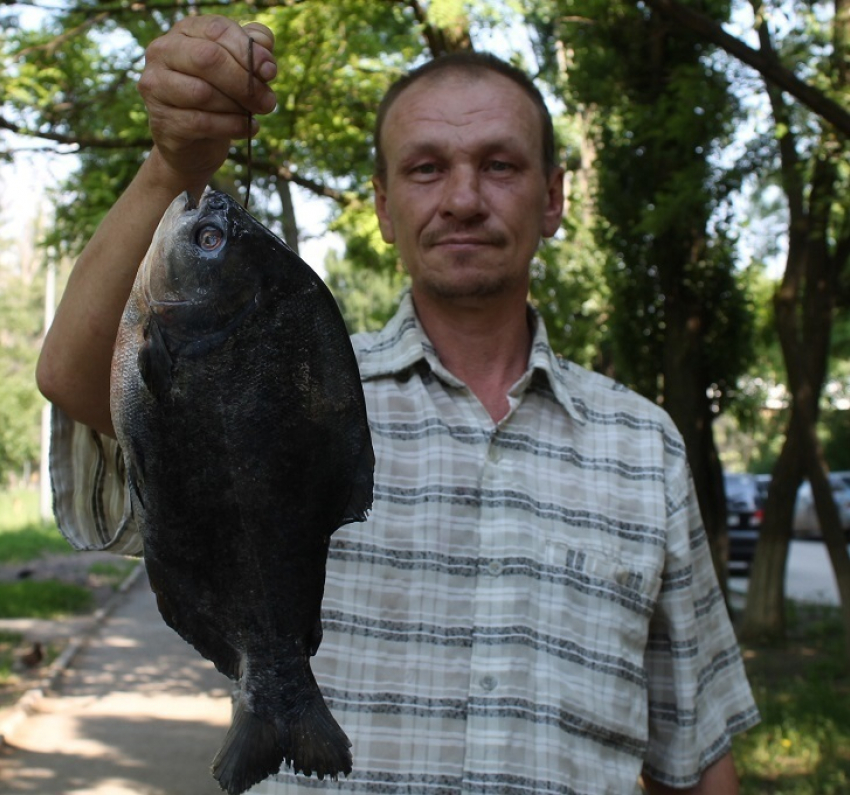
[739,1,850,654]
[0,218,46,485]
[527,0,754,579]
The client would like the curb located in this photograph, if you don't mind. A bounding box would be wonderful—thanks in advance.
[0,560,146,749]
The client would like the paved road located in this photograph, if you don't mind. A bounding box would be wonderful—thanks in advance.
[0,568,233,795]
[729,539,845,607]
[785,539,844,604]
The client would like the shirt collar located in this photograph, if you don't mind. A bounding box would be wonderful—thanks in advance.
[354,291,586,424]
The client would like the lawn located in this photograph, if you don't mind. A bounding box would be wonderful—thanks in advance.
[733,602,850,794]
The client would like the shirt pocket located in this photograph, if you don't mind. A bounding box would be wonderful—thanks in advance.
[540,538,664,655]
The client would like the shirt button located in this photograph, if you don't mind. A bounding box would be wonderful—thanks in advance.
[487,560,502,576]
[480,675,498,692]
[487,446,502,464]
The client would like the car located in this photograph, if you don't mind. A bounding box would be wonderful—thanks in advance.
[792,474,850,539]
[832,470,850,490]
[754,473,771,505]
[725,472,763,576]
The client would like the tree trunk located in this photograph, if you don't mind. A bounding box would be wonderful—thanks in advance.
[276,179,300,257]
[662,294,728,588]
[740,414,804,642]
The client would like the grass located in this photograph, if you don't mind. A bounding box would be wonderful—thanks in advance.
[0,487,94,620]
[0,487,70,562]
[0,629,62,708]
[0,629,25,682]
[87,559,137,590]
[734,603,850,794]
[0,580,93,618]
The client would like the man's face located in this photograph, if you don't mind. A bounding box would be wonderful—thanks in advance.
[373,70,564,306]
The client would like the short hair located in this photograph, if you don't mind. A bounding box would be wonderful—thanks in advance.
[373,51,557,182]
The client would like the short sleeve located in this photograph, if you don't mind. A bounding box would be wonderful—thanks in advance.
[642,453,760,787]
[49,405,142,557]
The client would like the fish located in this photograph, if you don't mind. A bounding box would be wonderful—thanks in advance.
[110,189,374,795]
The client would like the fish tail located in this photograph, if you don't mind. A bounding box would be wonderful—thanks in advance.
[279,686,353,780]
[211,687,352,793]
[211,694,283,795]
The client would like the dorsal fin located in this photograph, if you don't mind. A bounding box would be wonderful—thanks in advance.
[338,440,375,527]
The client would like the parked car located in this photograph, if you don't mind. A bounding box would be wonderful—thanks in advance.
[832,470,850,490]
[792,474,850,540]
[754,473,771,505]
[725,472,763,576]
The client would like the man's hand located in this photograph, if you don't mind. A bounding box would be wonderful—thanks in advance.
[138,15,277,189]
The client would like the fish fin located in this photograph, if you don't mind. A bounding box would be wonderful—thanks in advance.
[277,683,353,781]
[211,693,283,795]
[127,462,145,510]
[309,617,323,657]
[147,557,243,680]
[138,317,173,398]
[338,440,375,526]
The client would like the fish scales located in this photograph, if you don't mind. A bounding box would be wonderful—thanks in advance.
[110,190,374,795]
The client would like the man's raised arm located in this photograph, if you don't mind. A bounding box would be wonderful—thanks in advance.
[36,16,277,437]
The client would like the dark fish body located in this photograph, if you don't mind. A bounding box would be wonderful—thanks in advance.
[110,190,373,795]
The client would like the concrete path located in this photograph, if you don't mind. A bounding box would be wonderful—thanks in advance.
[0,567,233,794]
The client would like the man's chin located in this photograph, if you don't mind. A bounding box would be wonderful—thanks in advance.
[424,276,511,302]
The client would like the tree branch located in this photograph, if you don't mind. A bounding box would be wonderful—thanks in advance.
[0,114,153,150]
[236,154,355,205]
[641,0,850,136]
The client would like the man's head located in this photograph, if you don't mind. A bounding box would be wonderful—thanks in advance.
[371,53,564,307]
[373,52,557,184]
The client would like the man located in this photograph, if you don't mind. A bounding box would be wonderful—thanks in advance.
[37,15,758,794]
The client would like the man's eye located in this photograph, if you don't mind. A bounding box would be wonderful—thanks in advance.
[412,163,437,174]
[196,226,224,251]
[487,160,513,172]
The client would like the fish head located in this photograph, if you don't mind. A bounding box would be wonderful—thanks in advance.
[142,189,280,318]
[123,189,293,398]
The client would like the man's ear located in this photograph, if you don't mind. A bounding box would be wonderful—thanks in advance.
[541,167,565,239]
[372,176,396,244]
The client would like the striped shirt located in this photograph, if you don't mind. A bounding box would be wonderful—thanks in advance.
[50,292,758,794]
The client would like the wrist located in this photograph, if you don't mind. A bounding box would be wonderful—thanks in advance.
[142,146,214,202]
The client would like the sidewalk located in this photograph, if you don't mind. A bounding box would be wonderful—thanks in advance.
[0,566,233,794]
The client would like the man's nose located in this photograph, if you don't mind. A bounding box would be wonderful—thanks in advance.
[439,166,485,220]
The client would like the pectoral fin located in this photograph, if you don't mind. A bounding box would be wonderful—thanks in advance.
[138,317,173,398]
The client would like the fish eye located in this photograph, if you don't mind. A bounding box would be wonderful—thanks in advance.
[196,225,225,252]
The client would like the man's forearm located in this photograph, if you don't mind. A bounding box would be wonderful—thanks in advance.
[36,148,206,437]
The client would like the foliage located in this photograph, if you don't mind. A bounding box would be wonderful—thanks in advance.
[530,231,610,368]
[0,265,44,484]
[734,604,850,794]
[325,248,409,335]
[822,409,850,471]
[1,1,429,255]
[534,0,751,402]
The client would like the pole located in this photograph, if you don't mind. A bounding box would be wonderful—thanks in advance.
[39,257,55,521]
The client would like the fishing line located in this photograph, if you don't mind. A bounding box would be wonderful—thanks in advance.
[244,36,255,209]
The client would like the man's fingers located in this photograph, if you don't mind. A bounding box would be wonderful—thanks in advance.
[242,22,275,54]
[144,15,277,115]
[173,16,276,88]
[150,105,257,146]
